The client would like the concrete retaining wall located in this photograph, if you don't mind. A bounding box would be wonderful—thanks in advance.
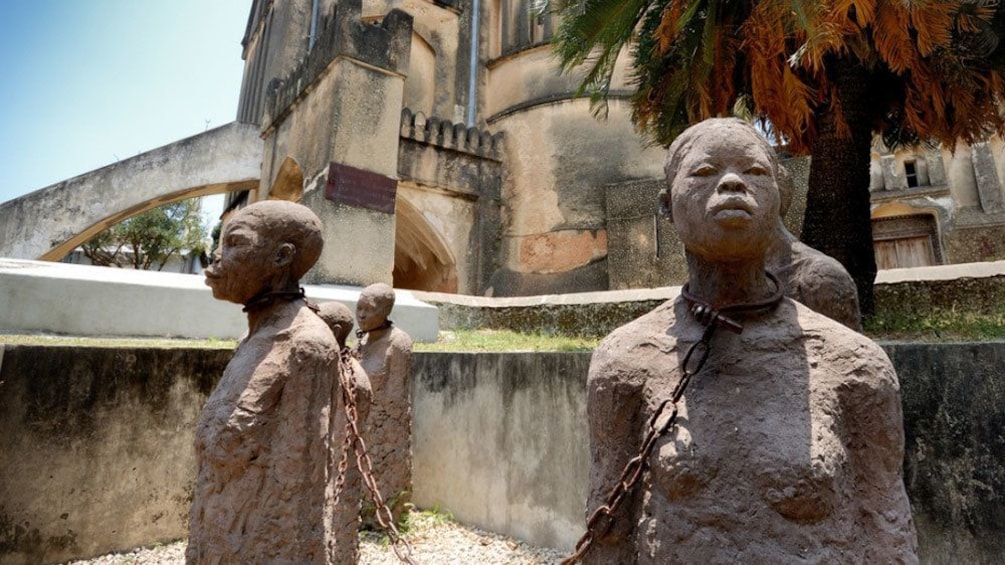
[417,260,1005,338]
[1,343,1003,564]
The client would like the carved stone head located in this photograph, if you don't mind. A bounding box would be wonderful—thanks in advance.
[658,118,781,261]
[356,282,395,332]
[318,301,355,349]
[204,201,323,304]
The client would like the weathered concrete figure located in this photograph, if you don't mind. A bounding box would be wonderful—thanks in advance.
[584,118,917,564]
[766,166,862,330]
[188,200,370,564]
[318,301,356,350]
[356,282,414,526]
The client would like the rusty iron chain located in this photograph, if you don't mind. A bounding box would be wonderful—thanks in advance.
[561,274,784,565]
[559,320,719,565]
[336,346,418,565]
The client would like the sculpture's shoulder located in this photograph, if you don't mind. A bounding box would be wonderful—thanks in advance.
[387,326,414,352]
[282,304,339,363]
[795,301,896,389]
[591,299,680,388]
[787,242,855,293]
[786,242,861,329]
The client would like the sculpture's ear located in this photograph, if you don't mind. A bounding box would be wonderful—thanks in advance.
[658,188,673,222]
[274,242,296,268]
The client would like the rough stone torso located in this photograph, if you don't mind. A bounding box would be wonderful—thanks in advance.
[359,326,414,524]
[186,302,362,565]
[585,298,917,565]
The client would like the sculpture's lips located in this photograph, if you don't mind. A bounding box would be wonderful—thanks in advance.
[710,198,755,221]
[204,270,220,287]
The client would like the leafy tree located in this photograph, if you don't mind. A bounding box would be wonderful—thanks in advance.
[82,199,209,271]
[549,0,1005,316]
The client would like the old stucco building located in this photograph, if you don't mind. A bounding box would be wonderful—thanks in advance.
[226,0,665,296]
[2,0,1004,296]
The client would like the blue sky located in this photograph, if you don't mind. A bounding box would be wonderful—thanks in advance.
[0,0,251,220]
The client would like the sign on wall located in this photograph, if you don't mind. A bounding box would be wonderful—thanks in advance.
[325,162,397,213]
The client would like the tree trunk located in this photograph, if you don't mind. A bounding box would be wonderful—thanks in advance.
[802,57,877,319]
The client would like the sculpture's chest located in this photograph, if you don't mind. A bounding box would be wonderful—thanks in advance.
[644,345,847,523]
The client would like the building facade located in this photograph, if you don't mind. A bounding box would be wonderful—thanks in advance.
[228,0,1005,294]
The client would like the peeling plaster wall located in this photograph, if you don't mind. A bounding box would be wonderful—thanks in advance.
[488,100,664,295]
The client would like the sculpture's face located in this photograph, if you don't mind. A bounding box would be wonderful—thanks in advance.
[670,128,780,261]
[355,293,390,332]
[204,215,275,304]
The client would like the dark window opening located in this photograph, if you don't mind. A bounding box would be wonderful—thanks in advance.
[904,160,919,188]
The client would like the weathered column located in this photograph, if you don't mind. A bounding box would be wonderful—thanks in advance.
[259,0,413,285]
[880,154,907,191]
[925,150,947,186]
[971,141,1004,214]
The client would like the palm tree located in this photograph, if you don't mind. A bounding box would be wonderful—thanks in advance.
[550,0,1005,316]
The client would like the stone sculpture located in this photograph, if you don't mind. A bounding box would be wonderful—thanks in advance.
[766,166,862,330]
[314,299,373,550]
[318,300,356,350]
[356,282,414,526]
[583,118,917,564]
[188,200,371,565]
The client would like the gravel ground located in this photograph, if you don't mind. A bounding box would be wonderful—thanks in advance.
[63,513,567,565]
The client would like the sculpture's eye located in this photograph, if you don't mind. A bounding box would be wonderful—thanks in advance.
[746,165,770,176]
[691,165,717,177]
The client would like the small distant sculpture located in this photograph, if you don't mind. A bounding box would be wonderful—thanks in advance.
[356,282,414,526]
[580,119,917,564]
[766,166,862,330]
[315,300,373,548]
[188,200,370,565]
[318,301,357,350]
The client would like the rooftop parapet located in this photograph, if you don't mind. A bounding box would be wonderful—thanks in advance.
[400,108,505,161]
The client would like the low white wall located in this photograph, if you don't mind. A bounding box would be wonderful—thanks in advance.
[0,259,438,342]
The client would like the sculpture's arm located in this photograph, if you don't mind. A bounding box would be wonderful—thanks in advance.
[349,358,372,425]
[582,342,645,565]
[389,335,414,392]
[203,356,289,474]
[840,344,919,563]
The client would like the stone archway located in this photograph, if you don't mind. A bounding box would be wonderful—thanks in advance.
[0,122,262,260]
[393,196,458,292]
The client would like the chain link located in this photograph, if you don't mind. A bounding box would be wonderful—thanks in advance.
[560,314,726,564]
[561,277,785,564]
[336,347,418,565]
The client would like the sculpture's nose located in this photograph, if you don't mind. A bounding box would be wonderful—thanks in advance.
[717,172,747,193]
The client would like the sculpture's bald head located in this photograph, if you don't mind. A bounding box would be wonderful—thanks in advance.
[356,283,395,332]
[204,200,323,304]
[318,301,355,348]
[231,201,324,280]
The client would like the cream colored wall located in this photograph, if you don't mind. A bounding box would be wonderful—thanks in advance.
[404,33,437,116]
[945,143,981,208]
[492,99,664,274]
[366,0,462,119]
[485,44,634,119]
[991,136,1005,193]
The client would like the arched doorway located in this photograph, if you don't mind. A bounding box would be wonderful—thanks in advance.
[393,197,458,292]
